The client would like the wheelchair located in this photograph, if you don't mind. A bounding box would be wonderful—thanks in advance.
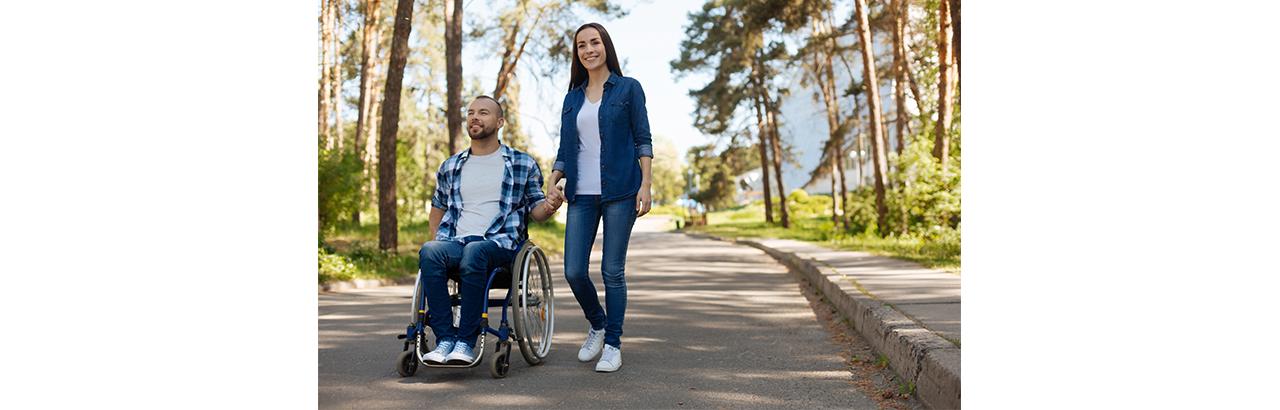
[394,233,555,379]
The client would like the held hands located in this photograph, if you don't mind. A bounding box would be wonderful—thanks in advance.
[544,179,566,212]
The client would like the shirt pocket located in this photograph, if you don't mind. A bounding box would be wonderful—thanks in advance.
[606,100,630,127]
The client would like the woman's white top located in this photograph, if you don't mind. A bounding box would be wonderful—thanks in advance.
[575,97,603,195]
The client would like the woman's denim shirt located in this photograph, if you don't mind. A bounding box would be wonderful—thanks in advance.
[553,72,654,203]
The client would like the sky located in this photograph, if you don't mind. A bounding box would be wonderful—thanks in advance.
[462,0,712,162]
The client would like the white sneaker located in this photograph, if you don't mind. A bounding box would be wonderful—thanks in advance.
[595,344,622,372]
[423,339,456,364]
[578,327,606,362]
[444,340,476,364]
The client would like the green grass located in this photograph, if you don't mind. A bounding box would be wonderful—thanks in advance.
[685,206,960,273]
[319,218,566,284]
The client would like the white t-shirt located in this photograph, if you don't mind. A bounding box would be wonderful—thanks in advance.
[454,151,505,238]
[575,98,602,195]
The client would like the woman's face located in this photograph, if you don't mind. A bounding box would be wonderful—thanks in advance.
[575,27,607,72]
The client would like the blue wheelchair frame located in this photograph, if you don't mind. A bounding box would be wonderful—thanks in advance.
[396,238,527,377]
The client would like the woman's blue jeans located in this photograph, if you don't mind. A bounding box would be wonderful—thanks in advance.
[563,194,636,348]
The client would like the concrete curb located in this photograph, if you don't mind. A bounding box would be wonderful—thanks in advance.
[686,232,960,409]
[318,275,416,293]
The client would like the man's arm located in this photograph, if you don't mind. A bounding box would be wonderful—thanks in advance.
[428,158,451,240]
[428,206,445,239]
[525,156,560,222]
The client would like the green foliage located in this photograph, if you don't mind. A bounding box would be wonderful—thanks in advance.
[884,132,960,237]
[687,142,759,211]
[318,247,358,284]
[786,189,833,220]
[319,218,568,284]
[650,135,687,206]
[689,213,960,273]
[318,147,364,237]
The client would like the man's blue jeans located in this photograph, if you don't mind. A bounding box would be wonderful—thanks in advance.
[417,238,515,346]
[564,194,637,348]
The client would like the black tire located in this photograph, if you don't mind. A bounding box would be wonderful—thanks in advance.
[488,343,510,378]
[396,349,417,377]
[513,246,553,366]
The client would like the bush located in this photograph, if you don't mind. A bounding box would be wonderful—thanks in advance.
[318,147,364,237]
[787,189,833,220]
[318,247,358,284]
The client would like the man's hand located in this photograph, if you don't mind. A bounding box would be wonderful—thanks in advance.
[546,179,566,208]
[545,184,565,211]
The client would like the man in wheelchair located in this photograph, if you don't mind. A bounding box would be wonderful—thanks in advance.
[418,95,563,364]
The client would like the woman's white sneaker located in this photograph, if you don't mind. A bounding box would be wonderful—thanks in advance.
[578,327,606,362]
[595,345,622,372]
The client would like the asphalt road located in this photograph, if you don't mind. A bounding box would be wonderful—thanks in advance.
[319,216,878,409]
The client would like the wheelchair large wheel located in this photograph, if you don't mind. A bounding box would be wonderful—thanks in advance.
[512,245,554,365]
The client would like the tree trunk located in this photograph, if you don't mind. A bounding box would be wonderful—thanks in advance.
[329,0,343,151]
[356,0,383,162]
[852,93,865,187]
[892,0,908,157]
[492,4,544,101]
[751,54,788,229]
[818,17,847,231]
[377,0,414,251]
[853,0,890,236]
[445,0,463,156]
[950,0,960,80]
[764,97,789,229]
[934,0,955,167]
[752,91,774,224]
[318,0,333,148]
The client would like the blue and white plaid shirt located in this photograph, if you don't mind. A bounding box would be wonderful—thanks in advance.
[431,144,548,251]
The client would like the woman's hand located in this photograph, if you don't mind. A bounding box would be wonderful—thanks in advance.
[546,173,566,205]
[636,182,652,217]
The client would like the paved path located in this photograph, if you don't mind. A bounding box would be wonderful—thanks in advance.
[319,216,877,409]
[749,239,961,344]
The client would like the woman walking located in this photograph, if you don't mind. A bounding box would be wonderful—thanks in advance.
[546,22,653,373]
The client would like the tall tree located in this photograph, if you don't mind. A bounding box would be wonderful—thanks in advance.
[950,0,960,79]
[444,0,463,156]
[751,92,774,224]
[330,0,344,151]
[852,0,889,235]
[318,0,334,147]
[934,0,956,167]
[491,1,545,101]
[355,0,385,226]
[377,0,414,251]
[759,72,789,228]
[891,0,908,156]
[672,3,770,222]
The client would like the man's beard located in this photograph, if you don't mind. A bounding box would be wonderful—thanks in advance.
[469,125,496,140]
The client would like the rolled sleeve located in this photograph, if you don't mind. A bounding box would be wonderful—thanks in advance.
[523,159,548,215]
[629,80,653,158]
[552,160,566,173]
[429,161,450,211]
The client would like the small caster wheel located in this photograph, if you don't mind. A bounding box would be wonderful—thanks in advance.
[489,343,511,378]
[396,349,417,377]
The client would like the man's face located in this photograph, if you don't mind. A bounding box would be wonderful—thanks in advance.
[466,99,504,140]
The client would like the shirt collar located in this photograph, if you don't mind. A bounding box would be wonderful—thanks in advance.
[572,71,619,91]
[458,143,511,162]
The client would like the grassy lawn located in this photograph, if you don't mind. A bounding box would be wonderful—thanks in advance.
[319,219,566,284]
[684,204,960,273]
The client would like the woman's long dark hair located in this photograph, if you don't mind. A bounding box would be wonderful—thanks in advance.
[568,22,622,91]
